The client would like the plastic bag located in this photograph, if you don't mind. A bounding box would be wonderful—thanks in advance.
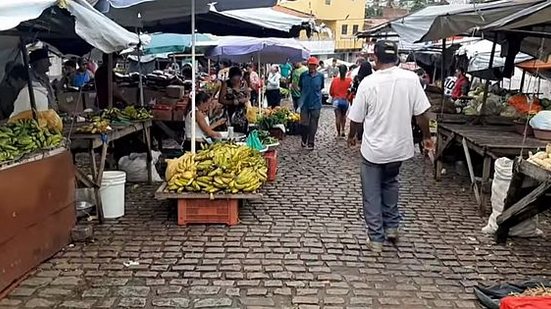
[529,111,551,130]
[118,151,162,182]
[246,130,265,151]
[481,157,542,237]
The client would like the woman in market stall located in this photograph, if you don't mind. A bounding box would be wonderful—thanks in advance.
[330,65,352,138]
[183,92,226,150]
[218,66,250,133]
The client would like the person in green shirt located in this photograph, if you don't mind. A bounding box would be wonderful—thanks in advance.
[279,61,292,79]
[290,61,308,111]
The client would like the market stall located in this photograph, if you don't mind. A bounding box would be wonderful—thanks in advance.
[0,0,139,294]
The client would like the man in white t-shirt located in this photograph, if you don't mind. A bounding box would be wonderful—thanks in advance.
[347,40,433,252]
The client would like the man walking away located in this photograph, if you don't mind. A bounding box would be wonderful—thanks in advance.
[347,40,433,252]
[290,62,307,111]
[299,57,324,150]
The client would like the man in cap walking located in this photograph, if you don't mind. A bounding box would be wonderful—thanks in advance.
[348,40,433,252]
[298,56,324,150]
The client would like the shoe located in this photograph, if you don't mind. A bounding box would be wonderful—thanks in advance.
[386,228,399,243]
[306,145,314,150]
[301,141,307,148]
[341,133,346,138]
[368,241,383,253]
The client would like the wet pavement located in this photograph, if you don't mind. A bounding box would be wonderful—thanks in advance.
[2,107,551,308]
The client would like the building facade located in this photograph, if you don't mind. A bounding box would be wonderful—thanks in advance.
[280,0,367,60]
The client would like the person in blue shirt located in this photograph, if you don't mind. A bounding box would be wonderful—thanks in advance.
[298,56,324,150]
[72,58,93,88]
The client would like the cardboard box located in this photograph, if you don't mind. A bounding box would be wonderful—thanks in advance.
[166,85,186,99]
[119,87,139,105]
[57,92,83,115]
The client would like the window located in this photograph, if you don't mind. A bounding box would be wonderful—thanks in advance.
[352,25,359,34]
[325,0,331,4]
[341,24,348,35]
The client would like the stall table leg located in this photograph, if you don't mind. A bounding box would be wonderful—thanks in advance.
[480,156,492,216]
[143,124,153,184]
[93,143,108,223]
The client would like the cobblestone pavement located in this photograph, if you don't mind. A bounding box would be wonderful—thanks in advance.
[2,107,551,309]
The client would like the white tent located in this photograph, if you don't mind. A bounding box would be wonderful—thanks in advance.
[462,40,532,74]
[215,7,309,33]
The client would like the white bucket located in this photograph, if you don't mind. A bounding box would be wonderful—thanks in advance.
[99,171,126,219]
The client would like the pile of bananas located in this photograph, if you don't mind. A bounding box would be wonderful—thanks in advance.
[102,106,152,122]
[166,142,268,194]
[288,112,300,122]
[0,119,64,163]
[76,117,111,134]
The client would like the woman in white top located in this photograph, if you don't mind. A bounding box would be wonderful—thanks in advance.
[265,65,281,108]
[184,92,226,149]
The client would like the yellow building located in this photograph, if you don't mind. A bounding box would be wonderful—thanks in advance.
[280,0,366,57]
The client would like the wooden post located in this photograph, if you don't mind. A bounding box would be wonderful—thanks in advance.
[107,53,113,108]
[439,38,446,112]
[480,39,497,116]
[19,38,38,120]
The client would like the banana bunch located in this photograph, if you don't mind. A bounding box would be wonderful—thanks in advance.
[102,106,152,122]
[166,142,268,194]
[76,116,112,134]
[288,112,301,122]
[0,119,64,163]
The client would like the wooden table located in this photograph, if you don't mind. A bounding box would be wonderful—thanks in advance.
[65,120,153,223]
[496,159,551,244]
[435,123,547,215]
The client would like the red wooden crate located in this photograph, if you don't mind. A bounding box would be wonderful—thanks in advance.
[264,150,278,182]
[177,199,238,226]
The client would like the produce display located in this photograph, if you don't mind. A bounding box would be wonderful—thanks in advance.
[245,130,266,152]
[507,94,542,115]
[247,106,300,126]
[102,106,152,122]
[76,117,112,134]
[257,130,278,145]
[511,284,551,297]
[527,144,551,171]
[0,119,64,163]
[8,109,63,132]
[165,142,268,194]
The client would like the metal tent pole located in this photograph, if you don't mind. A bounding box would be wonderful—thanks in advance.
[19,38,37,120]
[107,53,113,108]
[191,0,197,153]
[439,38,446,114]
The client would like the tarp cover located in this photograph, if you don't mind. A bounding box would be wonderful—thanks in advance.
[390,0,543,43]
[205,36,310,63]
[464,40,532,78]
[143,33,217,55]
[103,0,279,28]
[0,0,139,54]
[479,1,551,59]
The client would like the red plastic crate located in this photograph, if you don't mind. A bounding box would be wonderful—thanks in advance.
[264,150,278,182]
[501,296,551,309]
[177,199,238,226]
[152,104,174,121]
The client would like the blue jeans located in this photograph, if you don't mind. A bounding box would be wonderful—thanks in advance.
[360,158,402,243]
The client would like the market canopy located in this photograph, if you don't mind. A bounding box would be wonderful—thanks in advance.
[476,0,551,59]
[0,0,139,55]
[101,0,279,28]
[143,33,217,55]
[205,36,310,63]
[367,0,543,43]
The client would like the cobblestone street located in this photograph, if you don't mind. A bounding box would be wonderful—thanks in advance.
[2,107,551,309]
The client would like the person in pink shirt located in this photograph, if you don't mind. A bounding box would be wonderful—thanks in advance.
[246,64,261,105]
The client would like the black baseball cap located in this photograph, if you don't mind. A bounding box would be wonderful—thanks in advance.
[374,40,398,56]
[29,48,51,63]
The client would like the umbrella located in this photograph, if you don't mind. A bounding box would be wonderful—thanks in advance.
[205,36,310,63]
[389,0,543,43]
[143,33,217,55]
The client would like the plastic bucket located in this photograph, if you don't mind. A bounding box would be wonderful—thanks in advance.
[99,171,126,219]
